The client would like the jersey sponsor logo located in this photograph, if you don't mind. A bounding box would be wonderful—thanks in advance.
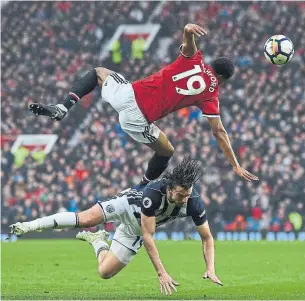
[106,204,115,214]
[143,197,152,208]
[177,213,187,218]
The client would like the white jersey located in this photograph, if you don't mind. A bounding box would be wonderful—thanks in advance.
[97,180,207,264]
[98,179,207,251]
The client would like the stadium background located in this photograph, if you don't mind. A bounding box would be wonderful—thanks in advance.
[1,1,305,241]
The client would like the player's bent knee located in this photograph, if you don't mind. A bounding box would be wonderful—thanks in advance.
[98,272,113,280]
[152,142,175,157]
[94,67,105,74]
[94,67,113,86]
[98,267,115,280]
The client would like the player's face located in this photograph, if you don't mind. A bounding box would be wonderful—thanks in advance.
[168,185,193,206]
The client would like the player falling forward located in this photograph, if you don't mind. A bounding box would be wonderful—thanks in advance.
[29,23,258,184]
[10,158,222,295]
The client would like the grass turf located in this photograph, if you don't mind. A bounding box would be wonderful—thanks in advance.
[1,239,305,300]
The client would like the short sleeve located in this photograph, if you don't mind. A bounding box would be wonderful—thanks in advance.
[187,197,207,226]
[141,187,162,217]
[196,97,220,117]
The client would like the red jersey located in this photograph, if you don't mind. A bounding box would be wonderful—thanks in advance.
[132,49,220,123]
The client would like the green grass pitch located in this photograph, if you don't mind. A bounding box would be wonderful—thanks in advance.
[1,239,305,300]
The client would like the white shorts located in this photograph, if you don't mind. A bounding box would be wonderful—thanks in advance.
[101,73,160,144]
[98,193,143,265]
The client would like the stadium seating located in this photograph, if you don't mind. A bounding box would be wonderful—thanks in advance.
[1,1,305,233]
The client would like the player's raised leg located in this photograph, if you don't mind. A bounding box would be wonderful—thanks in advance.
[142,129,175,183]
[9,204,104,236]
[28,67,112,120]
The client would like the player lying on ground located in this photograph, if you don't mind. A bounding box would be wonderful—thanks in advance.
[10,158,222,295]
[29,23,258,185]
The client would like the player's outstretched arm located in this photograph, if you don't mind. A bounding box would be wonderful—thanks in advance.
[181,23,207,57]
[197,222,223,286]
[29,67,113,121]
[141,213,179,295]
[208,117,259,182]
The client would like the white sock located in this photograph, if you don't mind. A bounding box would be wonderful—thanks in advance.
[27,212,79,231]
[92,239,109,257]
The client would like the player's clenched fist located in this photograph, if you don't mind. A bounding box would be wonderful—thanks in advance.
[158,272,180,295]
[184,23,208,37]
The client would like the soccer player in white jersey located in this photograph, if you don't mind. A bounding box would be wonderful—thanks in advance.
[10,158,222,295]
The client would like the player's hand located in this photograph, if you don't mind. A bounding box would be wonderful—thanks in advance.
[203,270,223,286]
[29,103,67,121]
[158,272,180,295]
[184,23,207,37]
[233,166,259,182]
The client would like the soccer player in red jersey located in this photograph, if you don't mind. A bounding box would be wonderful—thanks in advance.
[29,24,258,183]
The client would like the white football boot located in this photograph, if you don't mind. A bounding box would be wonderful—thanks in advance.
[9,221,40,236]
[76,229,109,244]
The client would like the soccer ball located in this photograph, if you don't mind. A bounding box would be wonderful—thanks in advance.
[264,35,294,65]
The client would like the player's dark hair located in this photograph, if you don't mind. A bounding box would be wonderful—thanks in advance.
[211,57,235,79]
[163,157,203,190]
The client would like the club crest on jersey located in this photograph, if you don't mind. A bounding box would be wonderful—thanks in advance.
[106,204,115,214]
[143,197,152,208]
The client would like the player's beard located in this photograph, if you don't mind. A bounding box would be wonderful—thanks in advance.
[167,192,175,204]
[167,191,184,206]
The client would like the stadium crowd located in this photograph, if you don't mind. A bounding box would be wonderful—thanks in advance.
[2,1,305,234]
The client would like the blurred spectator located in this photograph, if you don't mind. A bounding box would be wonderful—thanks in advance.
[131,35,146,60]
[111,40,122,66]
[121,35,132,62]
